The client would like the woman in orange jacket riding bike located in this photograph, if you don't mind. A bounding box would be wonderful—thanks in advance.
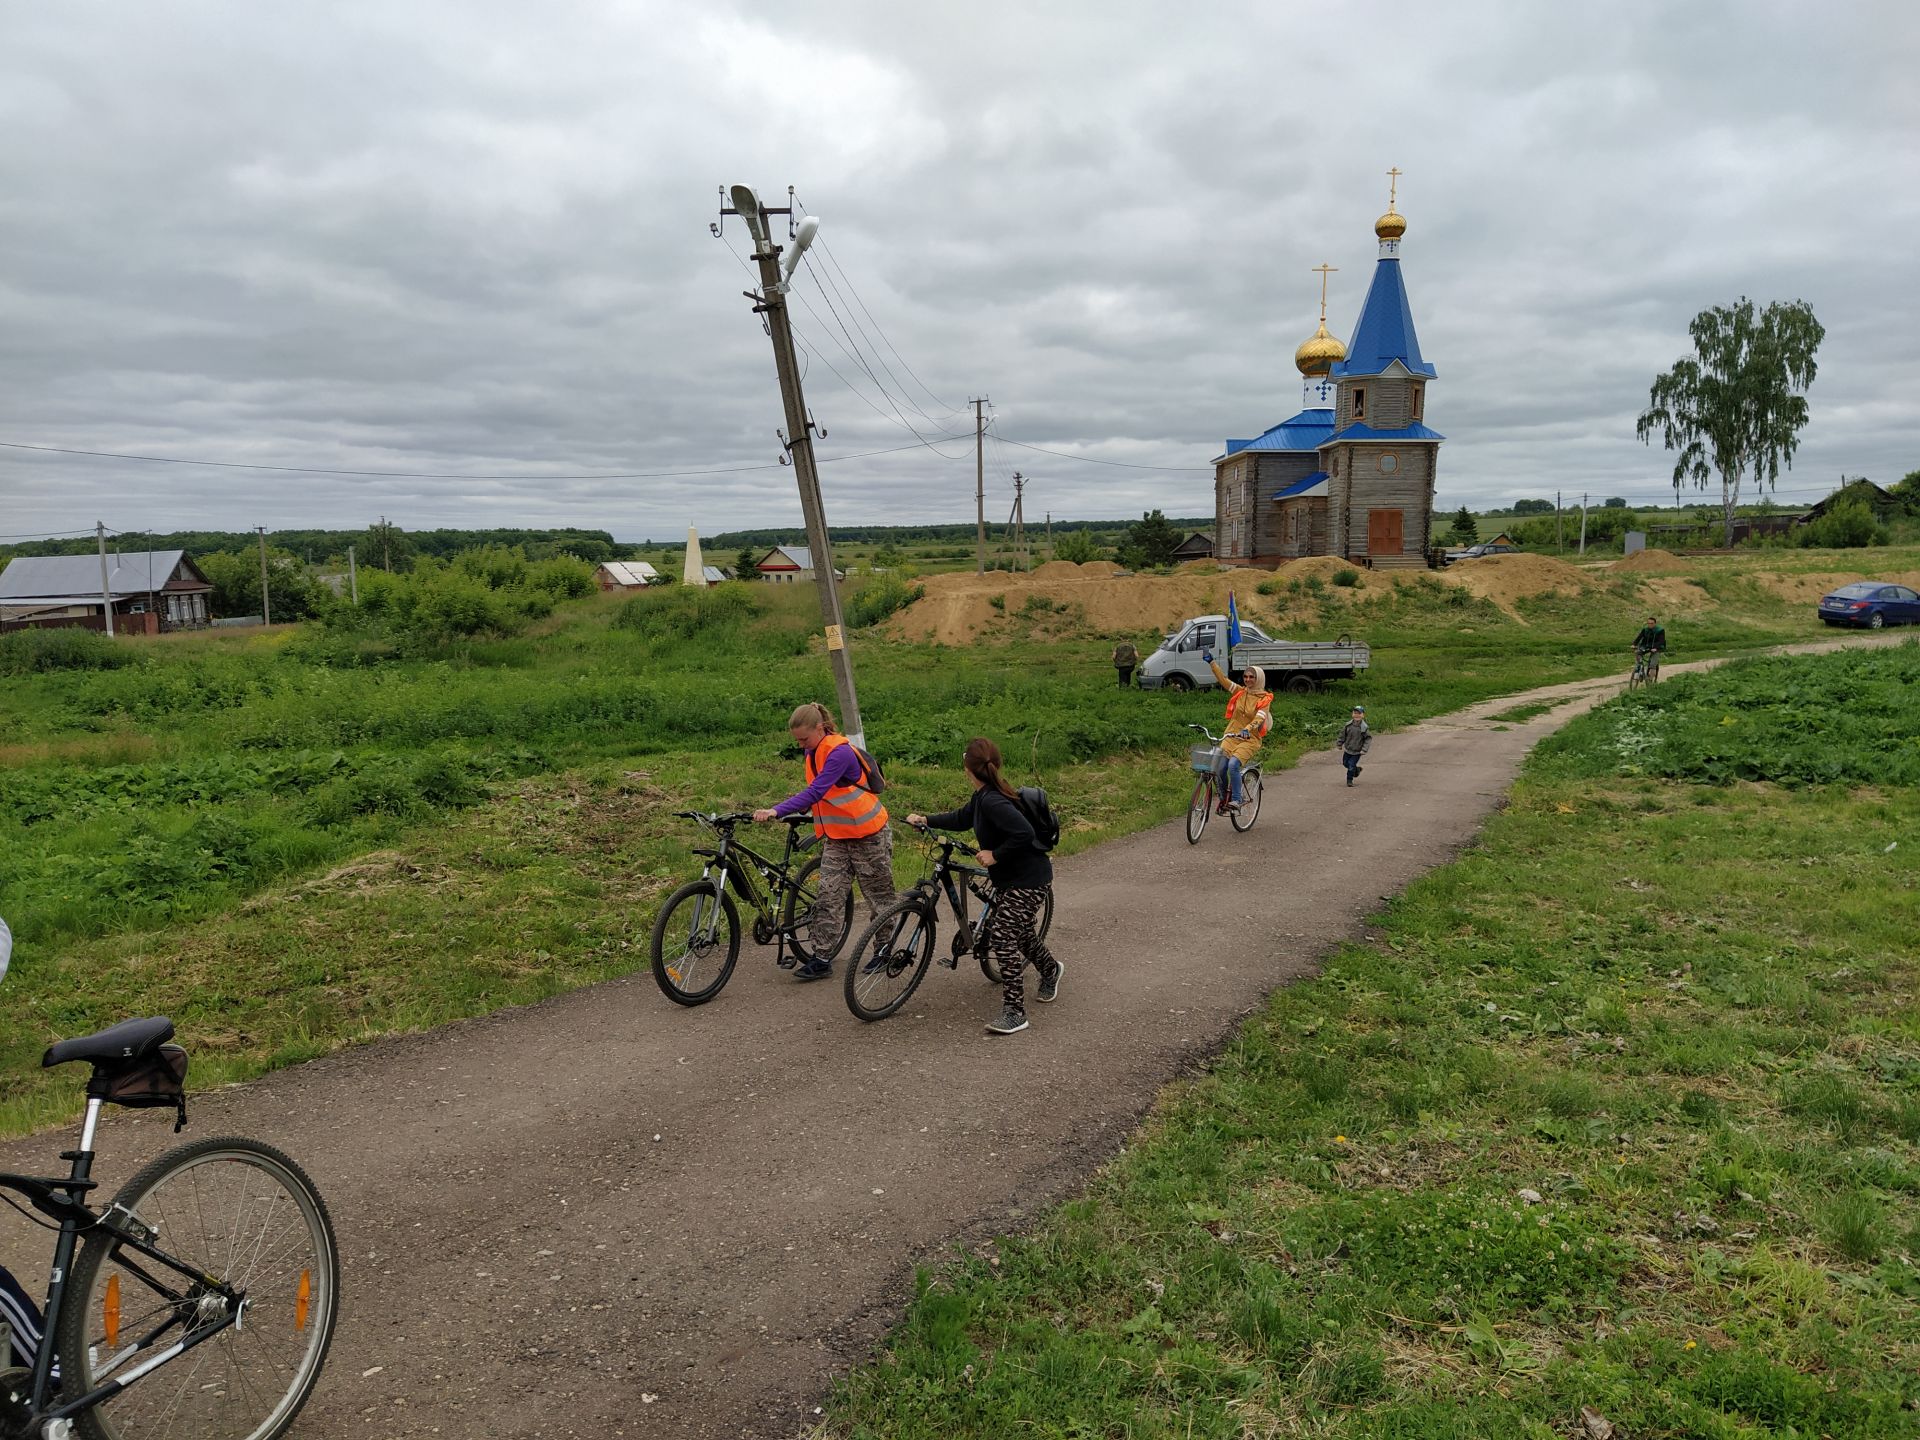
[1203,651,1272,814]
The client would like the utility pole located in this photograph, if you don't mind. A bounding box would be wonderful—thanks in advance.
[380,516,391,572]
[348,544,359,606]
[724,184,866,748]
[1046,510,1052,559]
[1556,490,1563,554]
[96,520,115,638]
[972,397,988,574]
[1011,472,1027,571]
[257,526,272,625]
[1578,493,1588,555]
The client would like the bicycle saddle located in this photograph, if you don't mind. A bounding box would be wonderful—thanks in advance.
[42,1016,176,1070]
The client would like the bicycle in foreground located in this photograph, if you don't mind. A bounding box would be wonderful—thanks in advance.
[839,822,1054,1022]
[1184,723,1262,844]
[1628,646,1662,690]
[0,981,338,1439]
[649,810,855,1006]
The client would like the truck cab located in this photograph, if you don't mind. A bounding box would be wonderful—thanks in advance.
[1137,614,1371,693]
[1138,615,1270,691]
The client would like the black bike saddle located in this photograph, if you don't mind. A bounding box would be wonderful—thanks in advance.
[43,1016,176,1069]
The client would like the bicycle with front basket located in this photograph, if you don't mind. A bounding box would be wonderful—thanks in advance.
[649,811,855,1006]
[838,822,1055,1022]
[1184,723,1262,844]
[0,926,338,1440]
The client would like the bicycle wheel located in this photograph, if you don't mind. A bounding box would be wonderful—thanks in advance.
[1231,768,1263,831]
[650,880,741,1005]
[978,887,1054,984]
[1186,777,1212,844]
[782,854,854,964]
[843,897,937,1022]
[57,1136,339,1440]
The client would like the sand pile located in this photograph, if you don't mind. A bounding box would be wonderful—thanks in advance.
[1614,547,1689,573]
[883,563,1273,646]
[1638,577,1713,612]
[1445,553,1592,614]
[1273,556,1380,589]
[1754,569,1920,604]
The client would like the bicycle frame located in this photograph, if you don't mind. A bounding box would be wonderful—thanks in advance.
[901,831,998,960]
[683,814,818,967]
[0,1098,245,1427]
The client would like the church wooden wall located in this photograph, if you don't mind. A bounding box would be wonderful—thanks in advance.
[1326,444,1437,561]
[1336,375,1425,431]
[1214,456,1255,564]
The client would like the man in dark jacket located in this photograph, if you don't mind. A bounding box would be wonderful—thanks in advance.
[1112,640,1139,687]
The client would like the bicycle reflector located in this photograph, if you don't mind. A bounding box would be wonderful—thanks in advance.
[296,1269,311,1331]
[104,1274,121,1349]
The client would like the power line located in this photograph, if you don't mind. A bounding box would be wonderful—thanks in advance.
[990,434,1214,473]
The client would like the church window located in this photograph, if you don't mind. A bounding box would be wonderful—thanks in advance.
[1378,453,1399,475]
[1410,384,1424,422]
[1351,387,1366,420]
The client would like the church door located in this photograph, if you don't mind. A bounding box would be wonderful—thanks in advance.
[1368,509,1404,556]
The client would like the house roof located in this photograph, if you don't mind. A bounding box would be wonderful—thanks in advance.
[1221,407,1337,458]
[1271,471,1330,500]
[1324,421,1447,444]
[1802,479,1901,520]
[759,546,814,570]
[700,566,727,584]
[0,550,201,602]
[597,560,659,586]
[1330,256,1437,379]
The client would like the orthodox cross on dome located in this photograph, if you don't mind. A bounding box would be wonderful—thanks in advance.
[1386,166,1402,209]
[1313,263,1337,323]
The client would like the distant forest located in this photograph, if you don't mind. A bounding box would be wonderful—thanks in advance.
[1,518,1215,565]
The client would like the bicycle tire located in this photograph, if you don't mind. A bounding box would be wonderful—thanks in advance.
[57,1135,340,1440]
[1230,768,1263,831]
[978,887,1054,984]
[843,896,938,1022]
[650,880,741,1005]
[782,854,854,964]
[1186,777,1212,844]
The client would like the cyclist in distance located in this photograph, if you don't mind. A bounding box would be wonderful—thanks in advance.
[1202,651,1272,814]
[1633,614,1667,669]
[907,737,1063,1036]
[754,702,894,981]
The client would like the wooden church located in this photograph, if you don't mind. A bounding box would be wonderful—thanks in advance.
[1214,178,1443,570]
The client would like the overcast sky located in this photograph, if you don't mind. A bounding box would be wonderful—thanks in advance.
[2,0,1916,544]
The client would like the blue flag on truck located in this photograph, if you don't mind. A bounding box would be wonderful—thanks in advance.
[1227,590,1241,648]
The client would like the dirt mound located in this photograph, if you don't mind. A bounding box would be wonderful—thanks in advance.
[882,566,1274,646]
[1446,553,1592,614]
[1638,577,1713,612]
[1754,568,1920,604]
[1615,547,1689,573]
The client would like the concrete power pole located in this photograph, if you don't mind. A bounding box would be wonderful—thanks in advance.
[1011,472,1027,571]
[1556,491,1564,554]
[725,185,866,748]
[348,545,359,606]
[972,397,988,574]
[257,526,272,625]
[96,520,115,638]
[1578,493,1588,555]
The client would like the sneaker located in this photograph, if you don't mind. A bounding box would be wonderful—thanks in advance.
[793,959,833,982]
[985,1006,1029,1035]
[1036,962,1063,1004]
[1354,765,1363,778]
[1346,773,1354,787]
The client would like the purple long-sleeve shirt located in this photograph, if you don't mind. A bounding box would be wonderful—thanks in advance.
[774,742,863,819]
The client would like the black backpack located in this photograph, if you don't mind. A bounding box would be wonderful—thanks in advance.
[1016,785,1061,852]
[850,744,888,796]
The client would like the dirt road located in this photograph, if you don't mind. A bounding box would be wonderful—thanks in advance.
[0,642,1885,1437]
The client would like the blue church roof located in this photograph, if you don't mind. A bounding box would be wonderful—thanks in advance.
[1221,408,1336,457]
[1330,256,1436,379]
[1325,421,1446,443]
[1271,471,1329,499]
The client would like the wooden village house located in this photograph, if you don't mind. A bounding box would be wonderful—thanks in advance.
[0,549,213,634]
[1215,187,1442,570]
[754,546,842,583]
[594,560,660,591]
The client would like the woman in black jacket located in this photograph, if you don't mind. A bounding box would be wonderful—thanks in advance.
[907,737,1062,1035]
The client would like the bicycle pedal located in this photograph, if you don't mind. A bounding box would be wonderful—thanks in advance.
[939,954,959,969]
[775,954,799,970]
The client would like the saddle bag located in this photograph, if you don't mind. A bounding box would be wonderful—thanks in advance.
[99,1044,190,1132]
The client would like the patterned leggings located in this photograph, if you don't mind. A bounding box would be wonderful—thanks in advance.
[989,886,1057,1010]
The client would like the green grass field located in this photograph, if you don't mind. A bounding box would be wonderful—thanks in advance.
[1,548,1913,1136]
[825,645,1920,1438]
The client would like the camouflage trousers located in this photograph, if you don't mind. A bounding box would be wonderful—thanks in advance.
[810,829,896,957]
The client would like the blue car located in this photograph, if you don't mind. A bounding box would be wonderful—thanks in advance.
[1817,581,1920,629]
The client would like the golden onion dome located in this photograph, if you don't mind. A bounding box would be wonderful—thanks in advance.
[1294,319,1347,376]
[1375,207,1407,240]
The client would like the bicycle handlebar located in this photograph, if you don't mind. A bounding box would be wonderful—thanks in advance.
[907,819,981,857]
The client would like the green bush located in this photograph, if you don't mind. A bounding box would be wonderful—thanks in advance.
[613,582,763,642]
[0,628,133,675]
[1332,568,1361,587]
[1796,498,1887,549]
[846,575,924,628]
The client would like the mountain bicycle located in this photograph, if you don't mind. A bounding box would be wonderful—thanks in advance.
[1185,723,1262,844]
[0,1011,338,1440]
[839,823,1054,1022]
[1628,646,1662,690]
[649,811,856,1006]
